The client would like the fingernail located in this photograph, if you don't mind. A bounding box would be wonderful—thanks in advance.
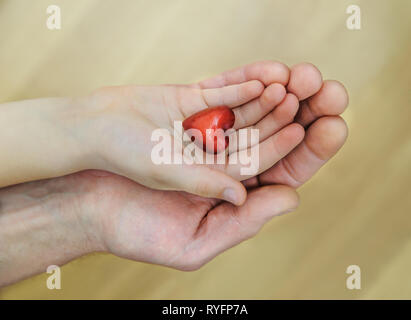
[223,188,238,204]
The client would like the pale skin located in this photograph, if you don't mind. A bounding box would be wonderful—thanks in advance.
[0,70,300,206]
[0,61,348,287]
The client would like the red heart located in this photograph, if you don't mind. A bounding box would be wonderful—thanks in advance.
[182,106,235,154]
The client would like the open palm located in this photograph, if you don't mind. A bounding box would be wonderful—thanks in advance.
[71,61,349,270]
[82,65,305,205]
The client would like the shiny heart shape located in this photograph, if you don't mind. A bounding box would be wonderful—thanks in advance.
[182,106,235,154]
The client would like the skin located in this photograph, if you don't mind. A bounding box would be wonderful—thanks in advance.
[0,61,348,287]
[0,78,301,206]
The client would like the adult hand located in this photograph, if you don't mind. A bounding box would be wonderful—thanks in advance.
[82,62,348,271]
[196,61,349,189]
[0,61,348,286]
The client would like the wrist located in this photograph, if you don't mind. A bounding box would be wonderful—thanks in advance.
[0,176,102,286]
[72,87,148,177]
[54,96,103,171]
[67,89,126,173]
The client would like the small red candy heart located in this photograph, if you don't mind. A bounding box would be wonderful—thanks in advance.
[182,106,235,154]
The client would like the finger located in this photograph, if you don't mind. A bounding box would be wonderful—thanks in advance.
[195,60,290,88]
[201,80,264,108]
[167,165,247,206]
[295,80,349,127]
[255,116,348,188]
[241,93,299,143]
[233,83,286,129]
[287,62,323,101]
[225,123,305,181]
[188,185,299,269]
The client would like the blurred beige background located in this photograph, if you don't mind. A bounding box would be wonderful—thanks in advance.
[0,0,410,299]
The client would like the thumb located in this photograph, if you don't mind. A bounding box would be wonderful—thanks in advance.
[195,185,299,264]
[168,165,247,206]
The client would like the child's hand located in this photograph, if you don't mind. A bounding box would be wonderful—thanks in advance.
[75,75,302,205]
